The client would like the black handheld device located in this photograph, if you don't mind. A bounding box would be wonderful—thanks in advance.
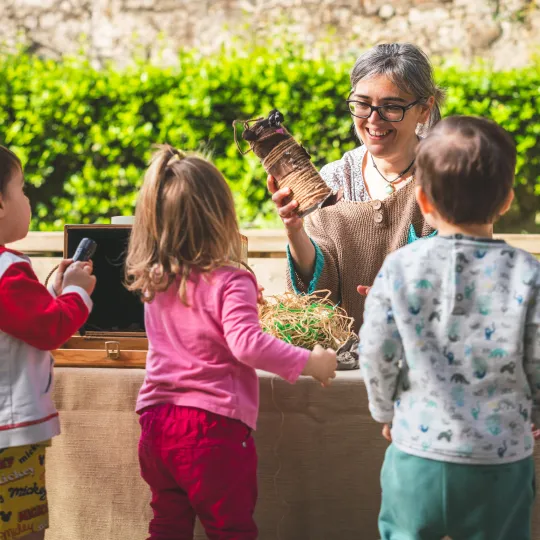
[72,238,97,336]
[73,238,97,262]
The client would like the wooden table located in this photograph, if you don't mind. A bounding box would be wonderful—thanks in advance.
[46,368,540,540]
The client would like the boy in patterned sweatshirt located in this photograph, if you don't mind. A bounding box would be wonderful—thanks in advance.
[0,146,95,539]
[359,116,539,540]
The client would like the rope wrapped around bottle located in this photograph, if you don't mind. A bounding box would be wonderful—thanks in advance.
[233,109,342,218]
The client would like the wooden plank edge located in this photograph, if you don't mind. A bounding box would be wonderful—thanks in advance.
[12,231,540,256]
[52,349,146,368]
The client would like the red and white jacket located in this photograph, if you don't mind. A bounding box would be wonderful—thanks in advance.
[0,246,92,448]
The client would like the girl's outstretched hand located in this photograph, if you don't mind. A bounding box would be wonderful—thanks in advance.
[302,344,337,387]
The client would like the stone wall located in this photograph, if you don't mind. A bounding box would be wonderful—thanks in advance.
[2,0,540,68]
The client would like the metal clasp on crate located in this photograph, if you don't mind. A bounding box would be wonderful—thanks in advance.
[105,341,121,360]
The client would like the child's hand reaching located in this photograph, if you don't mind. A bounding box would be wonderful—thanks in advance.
[62,261,96,296]
[51,258,74,296]
[302,344,337,386]
[382,424,392,442]
[532,424,540,440]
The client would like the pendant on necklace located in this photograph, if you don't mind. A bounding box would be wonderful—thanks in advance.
[385,184,396,195]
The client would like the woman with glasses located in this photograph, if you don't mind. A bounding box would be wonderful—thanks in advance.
[268,42,445,333]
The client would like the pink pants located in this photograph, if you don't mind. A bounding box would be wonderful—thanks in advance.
[138,404,258,540]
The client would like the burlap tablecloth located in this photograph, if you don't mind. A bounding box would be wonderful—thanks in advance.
[46,369,540,540]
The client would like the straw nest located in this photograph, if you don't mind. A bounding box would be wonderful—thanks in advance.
[259,290,355,350]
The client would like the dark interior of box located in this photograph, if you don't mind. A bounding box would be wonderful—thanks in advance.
[66,228,145,333]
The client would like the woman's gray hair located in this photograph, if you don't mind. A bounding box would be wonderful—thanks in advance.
[350,43,445,134]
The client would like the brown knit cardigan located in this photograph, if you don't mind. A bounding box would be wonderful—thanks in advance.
[286,179,434,333]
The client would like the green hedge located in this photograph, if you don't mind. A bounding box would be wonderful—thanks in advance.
[0,46,539,231]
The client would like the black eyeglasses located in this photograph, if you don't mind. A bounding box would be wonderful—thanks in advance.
[346,98,422,123]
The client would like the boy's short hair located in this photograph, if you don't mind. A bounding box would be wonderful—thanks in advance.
[0,145,22,196]
[416,116,516,224]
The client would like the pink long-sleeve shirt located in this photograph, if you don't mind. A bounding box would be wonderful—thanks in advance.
[136,266,310,430]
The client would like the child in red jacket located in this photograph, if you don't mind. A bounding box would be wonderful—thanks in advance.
[0,145,96,540]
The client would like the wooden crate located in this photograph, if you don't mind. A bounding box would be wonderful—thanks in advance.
[54,225,148,367]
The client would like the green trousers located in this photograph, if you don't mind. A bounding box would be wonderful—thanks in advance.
[379,444,535,540]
